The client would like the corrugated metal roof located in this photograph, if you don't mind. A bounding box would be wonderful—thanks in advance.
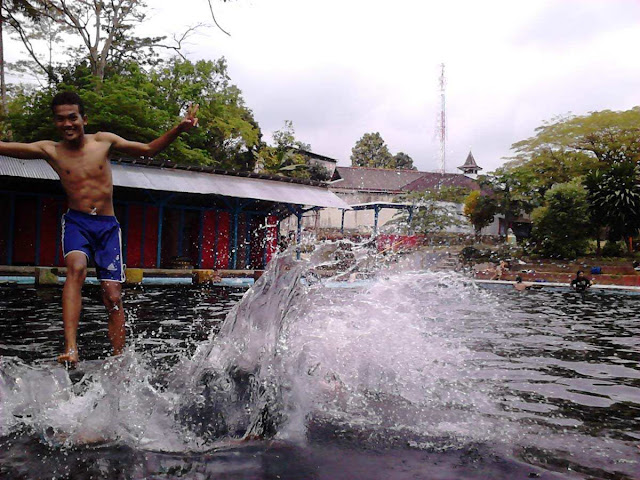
[0,156,350,209]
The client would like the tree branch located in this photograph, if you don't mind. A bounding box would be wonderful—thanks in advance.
[206,0,230,36]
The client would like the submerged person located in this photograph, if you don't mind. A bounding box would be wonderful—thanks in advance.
[0,91,199,366]
[570,270,593,292]
[513,275,532,291]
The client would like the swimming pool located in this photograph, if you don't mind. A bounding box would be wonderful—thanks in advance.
[0,250,638,479]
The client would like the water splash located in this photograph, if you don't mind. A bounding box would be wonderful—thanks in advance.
[0,243,522,452]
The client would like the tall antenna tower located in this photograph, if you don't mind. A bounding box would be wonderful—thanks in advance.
[437,63,447,174]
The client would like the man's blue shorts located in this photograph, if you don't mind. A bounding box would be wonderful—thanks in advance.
[61,209,125,282]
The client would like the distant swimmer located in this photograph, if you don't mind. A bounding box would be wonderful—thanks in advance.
[513,275,532,291]
[0,91,199,366]
[570,270,593,292]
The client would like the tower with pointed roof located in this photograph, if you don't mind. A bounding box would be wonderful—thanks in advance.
[457,151,482,178]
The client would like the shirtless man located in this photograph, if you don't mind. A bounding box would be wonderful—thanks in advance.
[0,91,198,366]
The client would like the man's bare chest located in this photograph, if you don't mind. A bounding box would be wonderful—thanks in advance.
[52,144,111,182]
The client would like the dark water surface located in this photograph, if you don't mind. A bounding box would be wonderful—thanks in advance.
[0,272,639,479]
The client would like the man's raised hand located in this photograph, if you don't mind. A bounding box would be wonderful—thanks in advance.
[179,103,199,132]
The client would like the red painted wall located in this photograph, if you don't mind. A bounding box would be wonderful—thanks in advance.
[126,205,144,267]
[201,210,217,269]
[215,211,230,269]
[3,195,274,271]
[143,206,159,268]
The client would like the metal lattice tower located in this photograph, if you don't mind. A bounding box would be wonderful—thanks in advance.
[437,63,447,174]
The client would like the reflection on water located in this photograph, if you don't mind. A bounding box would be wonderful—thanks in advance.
[0,247,638,480]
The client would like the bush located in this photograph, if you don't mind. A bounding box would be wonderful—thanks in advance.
[601,241,624,257]
[531,181,591,258]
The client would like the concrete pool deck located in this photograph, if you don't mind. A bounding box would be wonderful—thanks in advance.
[472,278,640,292]
[0,265,259,287]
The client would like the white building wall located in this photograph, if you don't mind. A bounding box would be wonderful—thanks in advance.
[279,192,501,237]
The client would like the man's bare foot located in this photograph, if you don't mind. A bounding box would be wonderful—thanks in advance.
[57,349,79,367]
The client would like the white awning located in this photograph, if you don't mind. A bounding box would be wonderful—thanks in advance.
[0,156,351,209]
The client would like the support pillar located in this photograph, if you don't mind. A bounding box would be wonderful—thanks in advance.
[407,206,414,230]
[296,209,302,260]
[373,206,380,237]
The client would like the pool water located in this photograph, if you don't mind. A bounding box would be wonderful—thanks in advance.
[0,248,639,479]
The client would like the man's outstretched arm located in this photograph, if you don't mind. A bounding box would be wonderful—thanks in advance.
[0,140,53,160]
[99,104,199,158]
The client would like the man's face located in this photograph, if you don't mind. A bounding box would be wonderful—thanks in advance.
[53,104,87,143]
[577,272,584,279]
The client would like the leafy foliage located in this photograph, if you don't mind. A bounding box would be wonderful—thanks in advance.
[350,132,393,168]
[271,120,311,152]
[392,152,416,170]
[510,108,640,165]
[2,0,168,83]
[494,108,640,210]
[463,190,498,234]
[531,181,591,258]
[584,162,640,247]
[391,189,467,235]
[254,120,320,179]
[477,172,533,228]
[5,58,261,168]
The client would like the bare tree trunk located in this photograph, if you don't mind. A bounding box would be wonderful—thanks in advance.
[0,0,7,116]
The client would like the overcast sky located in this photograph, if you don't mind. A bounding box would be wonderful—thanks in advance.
[6,0,640,172]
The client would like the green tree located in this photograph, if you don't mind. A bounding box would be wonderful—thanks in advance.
[350,132,393,168]
[151,57,260,168]
[494,150,600,208]
[531,180,591,258]
[393,151,416,170]
[497,108,640,208]
[584,162,640,252]
[2,0,169,84]
[271,120,311,151]
[463,190,497,235]
[391,189,466,235]
[5,58,261,168]
[478,172,533,231]
[254,120,316,179]
[510,108,640,165]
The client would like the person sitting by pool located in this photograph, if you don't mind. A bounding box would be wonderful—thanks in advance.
[570,270,593,292]
[491,260,508,280]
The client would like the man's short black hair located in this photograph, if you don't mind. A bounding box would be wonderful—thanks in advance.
[51,91,85,116]
[576,270,584,275]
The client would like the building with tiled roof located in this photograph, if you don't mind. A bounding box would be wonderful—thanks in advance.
[286,152,499,236]
[457,151,482,177]
[330,167,425,194]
